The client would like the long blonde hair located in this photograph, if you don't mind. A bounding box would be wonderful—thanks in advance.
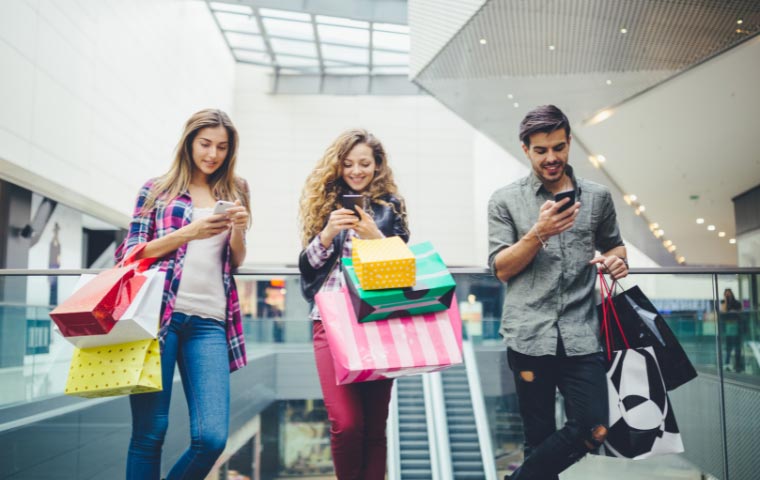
[140,109,250,220]
[299,129,407,246]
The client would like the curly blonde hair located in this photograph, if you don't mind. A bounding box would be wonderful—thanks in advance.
[299,129,407,246]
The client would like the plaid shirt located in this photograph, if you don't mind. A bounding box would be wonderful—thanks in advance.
[116,178,247,372]
[307,231,357,321]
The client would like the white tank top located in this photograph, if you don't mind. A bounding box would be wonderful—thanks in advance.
[173,208,227,322]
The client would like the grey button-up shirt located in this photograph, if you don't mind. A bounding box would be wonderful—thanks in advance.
[487,166,624,356]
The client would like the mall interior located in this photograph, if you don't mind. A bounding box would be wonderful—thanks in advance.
[1,0,759,479]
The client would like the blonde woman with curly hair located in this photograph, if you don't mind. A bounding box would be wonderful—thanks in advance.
[117,109,251,479]
[298,129,408,480]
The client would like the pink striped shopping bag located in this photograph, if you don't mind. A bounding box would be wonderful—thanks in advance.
[315,287,463,385]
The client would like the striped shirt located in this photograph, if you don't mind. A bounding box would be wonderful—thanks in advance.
[115,178,247,372]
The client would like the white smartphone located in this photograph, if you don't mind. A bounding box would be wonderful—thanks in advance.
[213,200,236,215]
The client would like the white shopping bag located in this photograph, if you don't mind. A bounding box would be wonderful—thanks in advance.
[58,268,165,348]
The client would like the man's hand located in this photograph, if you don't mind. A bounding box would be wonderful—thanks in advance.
[590,255,628,280]
[533,198,580,240]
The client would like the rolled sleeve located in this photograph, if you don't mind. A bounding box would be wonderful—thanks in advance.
[487,193,517,276]
[595,190,625,253]
[116,181,156,262]
[305,234,335,269]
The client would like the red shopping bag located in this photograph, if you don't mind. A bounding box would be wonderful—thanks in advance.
[50,244,155,337]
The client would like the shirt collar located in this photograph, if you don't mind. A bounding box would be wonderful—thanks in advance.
[530,164,578,195]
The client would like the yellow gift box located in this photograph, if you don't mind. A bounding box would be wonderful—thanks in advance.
[352,236,416,290]
[65,338,162,398]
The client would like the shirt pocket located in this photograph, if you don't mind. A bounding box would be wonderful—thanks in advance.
[568,195,596,270]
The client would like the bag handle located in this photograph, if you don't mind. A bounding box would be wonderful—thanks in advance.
[117,243,157,272]
[599,268,630,360]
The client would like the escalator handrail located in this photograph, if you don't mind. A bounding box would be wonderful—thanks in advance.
[463,341,499,480]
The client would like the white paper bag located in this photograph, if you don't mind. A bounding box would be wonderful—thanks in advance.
[58,268,165,348]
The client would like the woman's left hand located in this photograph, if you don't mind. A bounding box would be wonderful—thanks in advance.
[353,206,383,239]
[227,200,249,232]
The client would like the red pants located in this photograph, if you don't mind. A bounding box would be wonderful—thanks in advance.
[313,321,394,480]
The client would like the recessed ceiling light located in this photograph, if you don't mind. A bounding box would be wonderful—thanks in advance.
[718,231,726,237]
[588,156,600,168]
[707,225,716,231]
[663,240,673,247]
[587,109,614,125]
[667,245,677,253]
[548,45,556,51]
[737,19,744,25]
[513,102,519,108]
[479,38,487,45]
[634,208,641,216]
[649,222,659,231]
[507,93,513,99]
[596,154,606,163]
[620,28,628,34]
[638,205,646,212]
[696,218,704,224]
[655,229,665,238]
[677,256,686,264]
[629,194,637,202]
[606,79,613,85]
[729,238,736,244]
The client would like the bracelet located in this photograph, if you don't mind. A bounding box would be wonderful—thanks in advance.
[534,228,548,249]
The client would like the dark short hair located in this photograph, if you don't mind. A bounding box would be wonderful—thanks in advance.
[519,105,571,147]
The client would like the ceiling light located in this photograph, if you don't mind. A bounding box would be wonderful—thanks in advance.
[587,109,614,126]
[638,205,646,212]
[629,194,637,202]
[507,93,513,99]
[655,229,665,238]
[606,79,613,85]
[634,208,641,216]
[707,225,716,231]
[479,38,487,45]
[596,154,606,163]
[667,245,677,253]
[729,238,736,244]
[548,45,556,51]
[588,156,600,168]
[649,223,659,231]
[513,102,519,108]
[663,240,673,247]
[623,195,632,205]
[718,231,726,237]
[677,256,686,264]
[620,28,628,34]
[737,19,744,25]
[696,218,704,224]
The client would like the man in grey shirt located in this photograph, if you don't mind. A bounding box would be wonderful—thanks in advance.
[488,105,628,480]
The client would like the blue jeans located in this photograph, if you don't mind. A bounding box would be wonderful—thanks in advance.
[126,312,230,480]
[507,338,608,480]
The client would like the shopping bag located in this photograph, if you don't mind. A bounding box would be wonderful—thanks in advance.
[352,236,416,290]
[596,275,697,391]
[315,288,463,385]
[60,268,165,348]
[343,241,456,322]
[598,272,684,459]
[49,244,153,337]
[64,338,162,398]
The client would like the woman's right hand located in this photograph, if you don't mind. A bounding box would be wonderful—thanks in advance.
[184,213,230,241]
[321,208,358,246]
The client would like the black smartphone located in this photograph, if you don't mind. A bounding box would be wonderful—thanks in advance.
[341,194,364,217]
[554,190,576,213]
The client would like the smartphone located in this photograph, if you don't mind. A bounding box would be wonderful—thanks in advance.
[341,194,364,217]
[213,200,236,215]
[554,190,576,213]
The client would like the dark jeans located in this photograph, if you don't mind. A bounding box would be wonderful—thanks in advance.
[507,341,608,480]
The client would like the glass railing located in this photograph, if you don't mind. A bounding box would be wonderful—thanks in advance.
[1,267,759,480]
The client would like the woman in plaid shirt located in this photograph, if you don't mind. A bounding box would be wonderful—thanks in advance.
[298,129,409,480]
[117,109,251,480]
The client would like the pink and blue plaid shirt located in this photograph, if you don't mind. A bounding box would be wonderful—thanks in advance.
[116,178,247,373]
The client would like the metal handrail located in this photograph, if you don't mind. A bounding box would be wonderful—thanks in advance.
[462,341,498,480]
[2,266,759,276]
[386,382,401,480]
